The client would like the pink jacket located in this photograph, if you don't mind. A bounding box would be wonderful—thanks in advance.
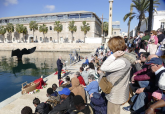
[149,35,158,45]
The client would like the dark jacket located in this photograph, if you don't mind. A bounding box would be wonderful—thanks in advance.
[48,94,75,114]
[144,69,165,93]
[35,102,50,114]
[158,34,165,43]
[91,92,107,114]
[57,59,63,69]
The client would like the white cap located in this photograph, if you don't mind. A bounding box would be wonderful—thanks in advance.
[158,73,165,90]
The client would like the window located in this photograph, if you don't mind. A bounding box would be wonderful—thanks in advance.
[114,32,116,35]
[69,14,79,19]
[40,37,42,41]
[50,26,52,30]
[13,38,15,41]
[50,37,52,41]
[161,22,165,29]
[80,14,92,18]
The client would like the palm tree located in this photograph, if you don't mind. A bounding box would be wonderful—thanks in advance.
[6,23,14,42]
[39,24,48,42]
[54,21,63,43]
[103,22,108,37]
[68,21,77,43]
[123,0,159,35]
[127,3,133,38]
[29,21,38,40]
[81,21,90,42]
[148,0,159,32]
[16,24,24,42]
[0,26,6,43]
[23,26,28,42]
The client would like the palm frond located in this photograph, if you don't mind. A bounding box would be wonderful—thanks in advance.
[123,12,136,22]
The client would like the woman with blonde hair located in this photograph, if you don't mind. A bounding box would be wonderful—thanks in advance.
[100,36,134,114]
[147,30,158,54]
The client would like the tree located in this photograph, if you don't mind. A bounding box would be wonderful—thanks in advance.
[23,26,28,42]
[39,24,48,42]
[148,0,159,32]
[123,0,159,35]
[127,3,133,38]
[16,24,24,42]
[29,21,38,41]
[54,21,63,43]
[81,21,90,42]
[103,22,108,37]
[68,21,77,43]
[0,26,6,43]
[6,23,14,42]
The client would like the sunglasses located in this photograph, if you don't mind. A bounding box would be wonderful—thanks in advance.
[150,33,153,34]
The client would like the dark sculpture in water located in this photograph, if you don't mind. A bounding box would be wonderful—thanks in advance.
[11,47,36,61]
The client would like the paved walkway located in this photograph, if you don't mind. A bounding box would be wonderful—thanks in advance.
[0,52,130,114]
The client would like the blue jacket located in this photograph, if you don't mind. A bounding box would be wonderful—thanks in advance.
[57,59,63,69]
[83,59,89,65]
[84,81,98,95]
[91,92,107,114]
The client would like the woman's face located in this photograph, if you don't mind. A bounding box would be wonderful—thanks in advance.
[150,32,154,36]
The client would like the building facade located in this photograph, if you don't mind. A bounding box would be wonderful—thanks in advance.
[112,21,121,36]
[130,10,165,36]
[0,11,102,43]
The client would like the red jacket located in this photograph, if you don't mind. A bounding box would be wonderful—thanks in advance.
[134,68,155,81]
[77,75,86,86]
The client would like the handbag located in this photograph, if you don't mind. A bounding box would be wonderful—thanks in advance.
[99,68,130,94]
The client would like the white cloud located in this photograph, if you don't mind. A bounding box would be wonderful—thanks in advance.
[4,0,18,6]
[45,5,55,12]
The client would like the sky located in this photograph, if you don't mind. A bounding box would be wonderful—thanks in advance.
[0,0,165,33]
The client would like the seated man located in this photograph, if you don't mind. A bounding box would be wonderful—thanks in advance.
[72,95,93,114]
[48,88,75,114]
[124,58,165,113]
[47,88,58,97]
[145,72,165,114]
[82,57,89,68]
[33,98,50,114]
[52,84,58,96]
[46,88,61,109]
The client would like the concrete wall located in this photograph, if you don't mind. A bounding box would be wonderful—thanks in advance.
[0,43,100,52]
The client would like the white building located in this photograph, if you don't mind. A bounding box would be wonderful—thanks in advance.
[130,10,165,36]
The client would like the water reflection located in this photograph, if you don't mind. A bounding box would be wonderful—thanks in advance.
[0,51,89,102]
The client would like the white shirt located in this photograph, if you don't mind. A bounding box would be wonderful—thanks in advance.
[155,66,165,75]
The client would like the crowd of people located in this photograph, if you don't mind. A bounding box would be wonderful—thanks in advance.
[21,28,165,114]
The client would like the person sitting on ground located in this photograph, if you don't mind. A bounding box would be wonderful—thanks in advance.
[21,106,33,114]
[69,77,86,103]
[102,53,108,62]
[47,88,58,97]
[46,88,60,109]
[90,92,107,114]
[94,54,99,66]
[80,67,89,85]
[72,95,93,114]
[82,57,89,68]
[60,76,71,88]
[145,73,165,114]
[87,62,97,78]
[52,84,58,96]
[83,74,99,97]
[48,88,76,114]
[135,52,150,71]
[33,98,50,114]
[74,71,86,86]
